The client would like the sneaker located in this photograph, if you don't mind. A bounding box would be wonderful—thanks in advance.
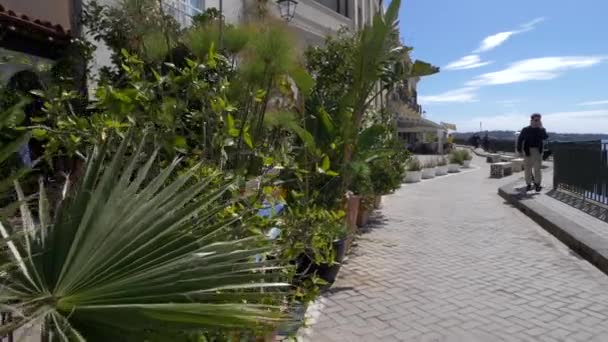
[526,184,533,192]
[535,184,542,192]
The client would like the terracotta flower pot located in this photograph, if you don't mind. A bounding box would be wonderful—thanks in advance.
[344,194,360,251]
[345,194,360,229]
[357,207,370,227]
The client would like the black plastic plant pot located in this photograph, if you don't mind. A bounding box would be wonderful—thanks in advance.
[293,239,347,290]
[317,239,347,290]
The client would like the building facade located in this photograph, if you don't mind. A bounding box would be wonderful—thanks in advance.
[162,0,379,44]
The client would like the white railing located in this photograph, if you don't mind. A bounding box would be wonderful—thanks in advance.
[162,0,203,27]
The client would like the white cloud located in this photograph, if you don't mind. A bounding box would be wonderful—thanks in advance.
[444,18,544,72]
[520,17,546,31]
[454,109,608,133]
[466,56,604,86]
[474,17,545,53]
[579,100,608,106]
[475,32,517,53]
[418,87,479,104]
[444,55,493,71]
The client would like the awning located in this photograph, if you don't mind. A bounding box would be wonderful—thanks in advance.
[441,122,457,131]
[397,118,444,133]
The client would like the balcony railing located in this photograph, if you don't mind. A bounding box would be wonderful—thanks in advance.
[289,0,353,38]
[162,0,203,27]
[553,140,608,205]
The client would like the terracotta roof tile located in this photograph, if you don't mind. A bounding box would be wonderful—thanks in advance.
[0,4,71,39]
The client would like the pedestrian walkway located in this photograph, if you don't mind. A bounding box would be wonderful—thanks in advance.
[300,155,608,342]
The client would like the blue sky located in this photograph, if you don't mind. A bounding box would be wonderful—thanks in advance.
[399,0,608,133]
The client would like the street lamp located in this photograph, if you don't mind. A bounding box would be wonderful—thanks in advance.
[277,0,298,22]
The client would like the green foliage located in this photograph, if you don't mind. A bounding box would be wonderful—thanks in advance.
[0,135,288,340]
[450,150,471,165]
[238,22,297,86]
[0,1,442,336]
[407,157,422,171]
[83,0,181,71]
[0,99,30,193]
[305,29,356,111]
[422,159,437,169]
[279,203,346,303]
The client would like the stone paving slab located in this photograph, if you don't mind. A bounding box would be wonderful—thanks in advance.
[300,156,608,341]
[500,167,608,278]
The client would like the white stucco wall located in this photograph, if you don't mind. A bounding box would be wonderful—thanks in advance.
[0,48,54,84]
[204,0,243,24]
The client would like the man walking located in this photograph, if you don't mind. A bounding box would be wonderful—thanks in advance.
[517,113,548,192]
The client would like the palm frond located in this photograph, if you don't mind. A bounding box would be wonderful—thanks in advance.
[1,135,289,340]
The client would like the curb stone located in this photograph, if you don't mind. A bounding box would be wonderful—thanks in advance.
[499,181,608,277]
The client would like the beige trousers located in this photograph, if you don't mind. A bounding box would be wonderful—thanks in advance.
[524,147,542,185]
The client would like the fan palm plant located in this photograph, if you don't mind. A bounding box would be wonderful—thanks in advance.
[0,134,288,341]
[0,99,30,193]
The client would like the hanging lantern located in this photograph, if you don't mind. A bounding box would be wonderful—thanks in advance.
[277,0,298,22]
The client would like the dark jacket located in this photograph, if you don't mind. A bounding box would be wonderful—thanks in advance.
[517,126,548,156]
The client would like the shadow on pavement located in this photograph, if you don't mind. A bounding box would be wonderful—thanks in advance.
[547,189,608,223]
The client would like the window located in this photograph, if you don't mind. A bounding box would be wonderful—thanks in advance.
[189,0,203,10]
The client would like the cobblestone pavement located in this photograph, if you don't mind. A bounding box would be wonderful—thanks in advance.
[300,156,608,342]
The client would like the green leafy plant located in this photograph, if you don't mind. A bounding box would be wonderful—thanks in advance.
[278,204,346,303]
[0,99,30,193]
[422,159,437,169]
[359,195,376,210]
[449,151,463,165]
[0,135,289,340]
[450,150,471,165]
[460,149,473,161]
[407,157,422,171]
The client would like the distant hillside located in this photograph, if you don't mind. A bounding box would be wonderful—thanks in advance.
[455,131,608,142]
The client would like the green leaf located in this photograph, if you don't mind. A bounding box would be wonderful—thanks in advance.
[32,128,47,139]
[243,130,253,149]
[290,66,314,96]
[174,136,187,149]
[29,89,45,97]
[226,113,236,131]
[254,89,267,103]
[411,59,440,77]
[321,155,330,171]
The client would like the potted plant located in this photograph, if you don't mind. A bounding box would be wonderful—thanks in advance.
[404,157,423,183]
[436,156,449,176]
[461,149,473,168]
[286,207,348,290]
[344,191,360,244]
[357,195,375,227]
[448,152,463,173]
[317,229,348,290]
[369,157,402,208]
[421,159,437,179]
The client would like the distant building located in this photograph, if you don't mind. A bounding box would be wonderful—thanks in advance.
[386,55,455,154]
[90,0,381,74]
